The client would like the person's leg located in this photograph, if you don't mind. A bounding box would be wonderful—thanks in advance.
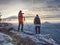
[21,23,23,32]
[18,23,20,31]
[38,26,40,34]
[35,26,37,34]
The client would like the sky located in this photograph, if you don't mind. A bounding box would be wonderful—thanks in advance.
[0,0,60,23]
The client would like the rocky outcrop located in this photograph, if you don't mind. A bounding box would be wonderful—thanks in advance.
[0,30,37,45]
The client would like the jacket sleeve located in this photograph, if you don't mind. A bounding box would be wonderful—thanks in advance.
[34,18,35,24]
[40,18,41,24]
[24,17,25,21]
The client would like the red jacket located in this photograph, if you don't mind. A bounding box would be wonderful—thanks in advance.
[18,12,24,23]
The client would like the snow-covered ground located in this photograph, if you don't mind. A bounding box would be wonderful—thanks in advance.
[11,23,59,45]
[0,33,14,45]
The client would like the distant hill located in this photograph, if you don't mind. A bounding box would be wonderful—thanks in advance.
[3,15,35,21]
[3,16,17,21]
[42,22,60,29]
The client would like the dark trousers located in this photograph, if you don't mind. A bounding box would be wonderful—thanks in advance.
[18,23,23,32]
[35,26,40,34]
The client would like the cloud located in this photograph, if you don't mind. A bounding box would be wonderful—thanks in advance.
[0,0,11,4]
[0,0,60,7]
[0,0,60,19]
[31,0,60,7]
[43,15,60,19]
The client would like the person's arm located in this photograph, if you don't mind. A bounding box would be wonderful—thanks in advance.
[40,18,41,24]
[22,13,25,21]
[22,13,24,14]
[34,18,35,24]
[24,17,25,21]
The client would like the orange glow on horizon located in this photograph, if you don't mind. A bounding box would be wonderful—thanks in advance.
[2,19,60,24]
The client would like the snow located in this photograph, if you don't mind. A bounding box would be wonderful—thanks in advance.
[11,23,59,45]
[4,43,14,45]
[11,31,58,45]
[0,23,59,45]
[0,33,14,45]
[0,33,5,41]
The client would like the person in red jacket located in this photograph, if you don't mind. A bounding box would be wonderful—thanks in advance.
[18,10,25,32]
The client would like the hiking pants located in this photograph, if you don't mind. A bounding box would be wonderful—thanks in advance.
[18,23,23,32]
[35,26,40,34]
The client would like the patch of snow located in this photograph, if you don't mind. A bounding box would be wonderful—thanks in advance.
[0,33,14,45]
[11,24,59,45]
[11,30,58,45]
[4,43,14,45]
[0,33,5,41]
[0,33,12,40]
